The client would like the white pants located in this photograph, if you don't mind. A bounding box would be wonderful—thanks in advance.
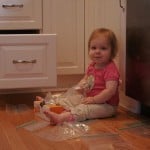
[70,103,117,121]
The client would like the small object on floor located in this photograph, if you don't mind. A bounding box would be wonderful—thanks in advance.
[42,104,65,114]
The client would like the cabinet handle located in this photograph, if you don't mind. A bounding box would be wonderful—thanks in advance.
[2,4,24,8]
[119,0,125,11]
[13,59,37,64]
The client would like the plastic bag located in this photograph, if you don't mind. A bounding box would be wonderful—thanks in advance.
[35,121,89,141]
[81,133,134,150]
[34,87,85,121]
[6,104,34,127]
[32,88,90,141]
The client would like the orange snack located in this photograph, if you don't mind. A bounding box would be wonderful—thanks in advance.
[48,104,65,114]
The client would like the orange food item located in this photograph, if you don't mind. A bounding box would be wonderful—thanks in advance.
[49,105,65,114]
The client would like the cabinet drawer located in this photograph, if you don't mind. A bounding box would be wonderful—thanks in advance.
[0,0,42,29]
[0,34,56,89]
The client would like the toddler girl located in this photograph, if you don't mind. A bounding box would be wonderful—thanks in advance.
[39,28,120,125]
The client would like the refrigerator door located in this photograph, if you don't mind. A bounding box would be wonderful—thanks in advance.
[126,0,150,115]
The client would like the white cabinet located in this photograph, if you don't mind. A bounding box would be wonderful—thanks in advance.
[85,0,121,69]
[44,0,121,74]
[0,0,57,90]
[0,0,42,30]
[0,34,56,89]
[43,0,85,75]
[0,0,122,89]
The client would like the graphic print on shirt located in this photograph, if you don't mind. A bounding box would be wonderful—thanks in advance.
[86,75,95,91]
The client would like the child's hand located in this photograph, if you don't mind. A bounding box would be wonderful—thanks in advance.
[74,86,85,95]
[82,97,95,104]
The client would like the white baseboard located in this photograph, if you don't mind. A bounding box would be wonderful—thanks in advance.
[119,91,141,114]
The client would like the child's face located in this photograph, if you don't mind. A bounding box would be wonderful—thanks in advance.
[89,35,112,67]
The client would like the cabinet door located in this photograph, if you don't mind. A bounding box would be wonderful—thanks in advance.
[0,0,42,30]
[43,0,84,74]
[85,0,121,69]
[0,34,56,89]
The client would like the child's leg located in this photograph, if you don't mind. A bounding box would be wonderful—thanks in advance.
[86,104,117,119]
[44,111,75,125]
[70,103,117,121]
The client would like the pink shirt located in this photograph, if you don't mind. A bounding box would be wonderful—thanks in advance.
[86,61,120,106]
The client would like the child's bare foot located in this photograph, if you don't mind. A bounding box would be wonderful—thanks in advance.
[44,111,72,125]
[44,111,63,125]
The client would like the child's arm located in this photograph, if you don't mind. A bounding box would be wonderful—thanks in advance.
[82,80,118,104]
[77,75,88,86]
[74,75,88,94]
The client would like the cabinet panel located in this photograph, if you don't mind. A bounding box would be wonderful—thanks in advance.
[0,0,42,29]
[0,34,56,89]
[85,0,121,69]
[2,45,45,75]
[43,0,122,75]
[45,0,84,74]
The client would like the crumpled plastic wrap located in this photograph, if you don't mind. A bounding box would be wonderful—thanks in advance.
[35,75,95,111]
[5,103,34,127]
[34,86,85,120]
[81,133,134,150]
[33,121,89,141]
[32,88,90,141]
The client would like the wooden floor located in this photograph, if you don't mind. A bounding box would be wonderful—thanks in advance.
[0,93,150,150]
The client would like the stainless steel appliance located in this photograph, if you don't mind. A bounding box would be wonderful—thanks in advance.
[126,0,150,116]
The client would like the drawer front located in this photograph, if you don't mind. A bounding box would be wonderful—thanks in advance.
[0,34,57,89]
[2,45,46,76]
[0,0,42,29]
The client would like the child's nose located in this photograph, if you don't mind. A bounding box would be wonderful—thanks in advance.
[95,48,101,53]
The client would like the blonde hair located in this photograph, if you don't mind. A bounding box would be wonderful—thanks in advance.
[88,28,118,59]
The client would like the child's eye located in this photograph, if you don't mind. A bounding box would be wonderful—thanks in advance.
[91,46,96,50]
[101,47,107,50]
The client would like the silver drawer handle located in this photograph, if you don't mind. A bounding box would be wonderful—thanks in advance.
[13,59,37,64]
[2,4,24,8]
